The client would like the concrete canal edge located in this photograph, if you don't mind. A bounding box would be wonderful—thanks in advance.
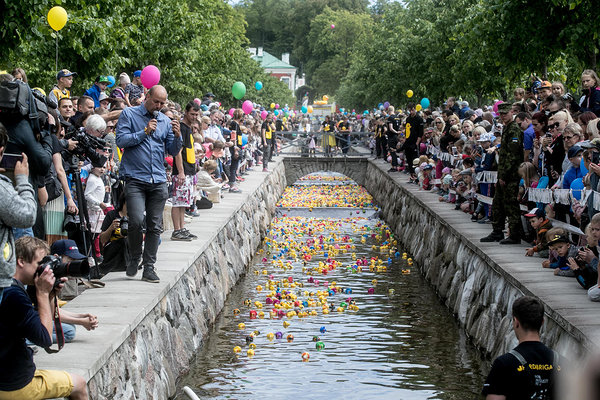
[35,155,597,399]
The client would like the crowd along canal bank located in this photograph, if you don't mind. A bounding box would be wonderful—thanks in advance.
[35,156,596,399]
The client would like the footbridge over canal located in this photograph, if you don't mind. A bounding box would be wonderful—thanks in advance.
[282,155,369,186]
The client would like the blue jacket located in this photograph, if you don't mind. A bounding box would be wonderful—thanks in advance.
[562,165,583,190]
[116,105,182,184]
[84,83,102,108]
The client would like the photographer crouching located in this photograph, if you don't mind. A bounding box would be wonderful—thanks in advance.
[91,193,129,279]
[0,236,88,399]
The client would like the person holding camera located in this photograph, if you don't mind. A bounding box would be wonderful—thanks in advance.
[0,236,88,399]
[0,124,37,301]
[94,194,129,279]
[116,85,182,283]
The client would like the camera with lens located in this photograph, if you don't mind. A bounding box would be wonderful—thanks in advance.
[119,216,128,237]
[63,127,108,168]
[36,255,90,288]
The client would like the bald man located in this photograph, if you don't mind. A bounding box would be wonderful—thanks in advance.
[115,85,182,283]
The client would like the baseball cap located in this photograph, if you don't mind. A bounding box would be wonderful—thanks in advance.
[205,92,215,98]
[567,145,583,159]
[497,103,512,113]
[50,239,86,260]
[547,233,569,246]
[525,207,545,218]
[133,70,142,78]
[57,69,77,80]
[96,75,110,83]
[539,81,552,89]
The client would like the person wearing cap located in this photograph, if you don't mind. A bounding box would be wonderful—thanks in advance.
[48,69,77,106]
[84,76,110,108]
[1,236,90,400]
[49,239,99,342]
[542,229,579,277]
[98,92,111,111]
[481,102,524,244]
[202,92,215,106]
[562,144,584,190]
[524,208,553,258]
[125,70,144,107]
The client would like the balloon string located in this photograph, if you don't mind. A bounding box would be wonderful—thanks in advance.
[55,32,58,73]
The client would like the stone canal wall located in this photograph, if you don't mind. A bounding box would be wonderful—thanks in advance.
[364,160,590,361]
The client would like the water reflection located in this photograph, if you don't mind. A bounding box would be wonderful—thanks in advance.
[175,175,487,399]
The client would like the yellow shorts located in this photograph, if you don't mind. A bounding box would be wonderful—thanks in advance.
[0,369,73,400]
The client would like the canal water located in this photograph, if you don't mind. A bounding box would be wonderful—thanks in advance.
[175,173,487,399]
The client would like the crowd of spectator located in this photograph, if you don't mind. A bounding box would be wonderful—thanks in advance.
[368,70,600,305]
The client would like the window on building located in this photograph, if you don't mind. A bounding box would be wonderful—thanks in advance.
[280,77,290,88]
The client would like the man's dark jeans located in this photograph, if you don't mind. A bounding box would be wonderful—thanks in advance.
[125,179,168,270]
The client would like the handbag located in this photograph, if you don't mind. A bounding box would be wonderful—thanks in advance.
[44,165,63,202]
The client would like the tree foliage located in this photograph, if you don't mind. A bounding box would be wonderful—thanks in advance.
[0,0,294,107]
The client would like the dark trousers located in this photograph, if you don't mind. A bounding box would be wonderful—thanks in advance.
[375,136,385,158]
[341,134,350,154]
[404,144,418,173]
[125,179,168,269]
[263,139,275,169]
[491,181,521,237]
[388,140,398,167]
[229,148,240,184]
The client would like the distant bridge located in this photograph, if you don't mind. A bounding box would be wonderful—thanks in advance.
[282,155,370,186]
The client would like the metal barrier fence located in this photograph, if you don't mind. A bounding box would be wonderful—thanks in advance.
[275,131,371,157]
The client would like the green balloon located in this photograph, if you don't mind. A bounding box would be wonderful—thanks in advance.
[232,81,246,100]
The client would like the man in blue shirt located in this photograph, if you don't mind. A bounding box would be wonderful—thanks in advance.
[0,236,88,399]
[516,112,535,162]
[84,76,110,108]
[116,85,182,283]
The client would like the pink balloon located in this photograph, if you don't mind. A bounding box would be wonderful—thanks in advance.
[229,108,235,117]
[331,24,335,29]
[242,100,253,114]
[261,110,268,120]
[493,100,503,113]
[275,104,279,109]
[194,98,202,105]
[140,65,160,89]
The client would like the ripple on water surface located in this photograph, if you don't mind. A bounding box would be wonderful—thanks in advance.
[176,174,487,399]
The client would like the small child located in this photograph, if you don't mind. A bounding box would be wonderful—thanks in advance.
[542,228,579,277]
[524,208,553,258]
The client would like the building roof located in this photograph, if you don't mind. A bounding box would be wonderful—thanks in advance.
[252,51,296,70]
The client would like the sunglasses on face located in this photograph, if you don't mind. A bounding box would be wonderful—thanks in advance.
[549,122,561,130]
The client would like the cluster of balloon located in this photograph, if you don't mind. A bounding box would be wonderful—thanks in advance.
[232,81,246,100]
[141,65,160,89]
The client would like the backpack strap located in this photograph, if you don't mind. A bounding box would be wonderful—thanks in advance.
[509,349,528,365]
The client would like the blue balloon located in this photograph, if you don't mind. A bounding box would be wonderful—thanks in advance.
[274,109,280,116]
[200,104,208,111]
[241,133,248,146]
[255,81,263,90]
[301,106,307,113]
[363,110,369,114]
[420,98,430,109]
[378,103,383,108]
[571,178,584,200]
[107,75,116,88]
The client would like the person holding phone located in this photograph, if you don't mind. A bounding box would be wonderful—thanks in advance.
[0,123,37,302]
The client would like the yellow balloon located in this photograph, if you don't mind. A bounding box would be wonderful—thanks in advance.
[47,6,68,31]
[416,104,422,111]
[270,103,275,109]
[406,90,414,98]
[307,106,313,114]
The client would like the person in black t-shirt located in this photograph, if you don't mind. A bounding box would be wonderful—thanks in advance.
[482,296,562,400]
[321,115,335,156]
[338,115,351,155]
[386,106,402,171]
[403,103,424,175]
[261,113,276,171]
[170,102,200,241]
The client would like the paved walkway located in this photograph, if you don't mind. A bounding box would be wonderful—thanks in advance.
[369,158,600,349]
[34,161,280,382]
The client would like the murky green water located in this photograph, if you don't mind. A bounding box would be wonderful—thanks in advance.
[175,174,487,399]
